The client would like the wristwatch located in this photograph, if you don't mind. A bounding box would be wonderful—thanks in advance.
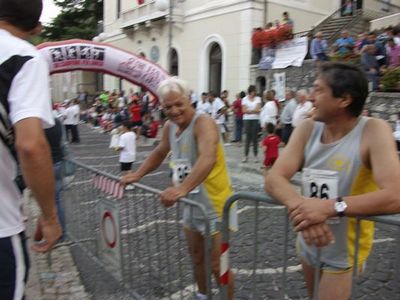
[334,197,348,217]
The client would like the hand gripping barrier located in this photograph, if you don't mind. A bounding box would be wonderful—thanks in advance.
[62,160,214,299]
[219,192,400,300]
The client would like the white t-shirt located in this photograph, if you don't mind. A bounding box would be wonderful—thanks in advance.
[0,29,54,238]
[196,101,211,115]
[119,131,136,163]
[292,101,313,127]
[260,101,278,127]
[190,92,198,104]
[117,96,125,108]
[63,104,80,125]
[242,96,261,120]
[210,97,226,124]
[109,129,120,148]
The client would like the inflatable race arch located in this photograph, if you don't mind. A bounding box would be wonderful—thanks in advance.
[37,39,170,96]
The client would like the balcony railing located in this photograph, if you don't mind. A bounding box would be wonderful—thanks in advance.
[121,0,184,30]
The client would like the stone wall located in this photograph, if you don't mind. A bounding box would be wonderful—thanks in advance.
[250,60,317,93]
[250,61,400,129]
[367,92,400,130]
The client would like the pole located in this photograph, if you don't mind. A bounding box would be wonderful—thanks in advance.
[263,0,267,27]
[168,0,173,73]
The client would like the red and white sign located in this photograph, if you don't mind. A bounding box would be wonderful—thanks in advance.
[101,210,117,248]
[98,199,122,280]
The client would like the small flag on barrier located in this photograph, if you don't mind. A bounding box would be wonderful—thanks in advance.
[99,176,104,190]
[105,178,110,193]
[117,184,124,199]
[101,177,107,193]
[106,178,111,194]
[113,182,119,198]
[95,175,100,189]
[110,180,116,196]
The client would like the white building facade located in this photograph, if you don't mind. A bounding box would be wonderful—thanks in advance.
[100,0,341,95]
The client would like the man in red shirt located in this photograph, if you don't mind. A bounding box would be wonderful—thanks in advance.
[129,98,142,136]
[231,91,245,142]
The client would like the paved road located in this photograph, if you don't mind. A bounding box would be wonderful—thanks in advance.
[64,124,399,300]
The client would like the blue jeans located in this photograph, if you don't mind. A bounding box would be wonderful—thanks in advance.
[234,117,243,142]
[281,123,293,144]
[367,70,379,91]
[54,161,65,237]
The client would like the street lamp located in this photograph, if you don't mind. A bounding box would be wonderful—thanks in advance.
[155,0,173,72]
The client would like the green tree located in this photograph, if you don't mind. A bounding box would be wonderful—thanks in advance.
[41,0,103,42]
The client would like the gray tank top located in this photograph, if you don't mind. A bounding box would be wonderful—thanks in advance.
[299,117,377,268]
[169,113,230,222]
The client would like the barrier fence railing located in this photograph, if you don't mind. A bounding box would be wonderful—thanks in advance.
[220,192,400,300]
[63,160,214,299]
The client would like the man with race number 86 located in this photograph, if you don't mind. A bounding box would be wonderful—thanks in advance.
[265,62,400,300]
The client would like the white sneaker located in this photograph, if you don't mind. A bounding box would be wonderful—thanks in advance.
[195,293,208,300]
[125,184,135,191]
[242,157,248,163]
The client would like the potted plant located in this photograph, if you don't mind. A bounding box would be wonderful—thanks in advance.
[381,67,400,92]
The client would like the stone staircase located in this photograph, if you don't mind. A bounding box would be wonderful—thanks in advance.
[317,15,357,41]
[315,9,390,44]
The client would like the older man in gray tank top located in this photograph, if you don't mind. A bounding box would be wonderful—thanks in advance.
[266,62,400,300]
[121,77,235,300]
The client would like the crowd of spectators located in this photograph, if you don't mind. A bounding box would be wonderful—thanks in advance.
[305,24,400,91]
[204,86,315,168]
[55,89,161,144]
[251,4,400,91]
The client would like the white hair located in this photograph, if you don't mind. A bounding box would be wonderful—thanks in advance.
[156,77,190,102]
[296,89,308,98]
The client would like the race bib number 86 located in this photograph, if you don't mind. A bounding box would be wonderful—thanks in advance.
[302,168,339,200]
[302,168,340,224]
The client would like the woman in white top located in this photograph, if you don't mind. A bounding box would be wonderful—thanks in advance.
[260,90,278,130]
[241,85,261,162]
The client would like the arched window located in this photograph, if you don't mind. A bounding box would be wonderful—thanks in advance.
[169,48,179,76]
[209,43,222,95]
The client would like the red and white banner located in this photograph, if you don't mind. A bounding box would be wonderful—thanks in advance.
[37,39,169,97]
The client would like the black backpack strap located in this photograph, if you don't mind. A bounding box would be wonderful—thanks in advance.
[0,55,34,161]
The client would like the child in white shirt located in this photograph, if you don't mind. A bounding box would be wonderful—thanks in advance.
[115,121,136,189]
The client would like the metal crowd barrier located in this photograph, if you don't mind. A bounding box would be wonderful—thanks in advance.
[219,192,400,300]
[62,160,214,299]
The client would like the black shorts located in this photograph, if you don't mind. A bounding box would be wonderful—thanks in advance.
[120,162,133,171]
[0,232,30,299]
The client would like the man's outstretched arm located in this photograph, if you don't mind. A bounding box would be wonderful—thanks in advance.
[121,121,171,184]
